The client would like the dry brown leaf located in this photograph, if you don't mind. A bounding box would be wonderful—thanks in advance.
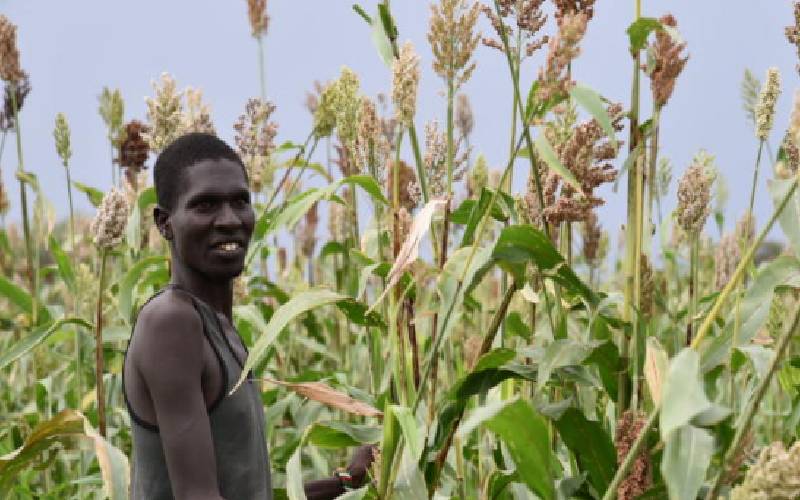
[264,378,383,418]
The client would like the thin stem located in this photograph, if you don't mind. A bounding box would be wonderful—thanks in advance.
[705,302,800,500]
[95,250,109,437]
[257,36,267,101]
[687,233,699,345]
[408,124,429,202]
[747,140,764,223]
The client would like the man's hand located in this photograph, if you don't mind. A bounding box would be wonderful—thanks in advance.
[347,445,378,487]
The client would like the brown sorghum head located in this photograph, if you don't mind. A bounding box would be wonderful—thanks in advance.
[715,233,740,290]
[428,0,481,90]
[299,202,319,258]
[582,211,601,263]
[0,15,24,83]
[536,12,588,103]
[777,132,800,179]
[482,0,548,58]
[645,14,688,108]
[615,411,653,500]
[233,97,279,193]
[675,151,715,234]
[455,93,474,139]
[116,120,151,190]
[247,0,269,38]
[786,2,800,75]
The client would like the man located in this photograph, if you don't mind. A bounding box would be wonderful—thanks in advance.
[123,133,373,499]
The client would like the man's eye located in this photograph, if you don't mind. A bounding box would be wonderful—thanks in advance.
[233,197,250,208]
[196,200,214,211]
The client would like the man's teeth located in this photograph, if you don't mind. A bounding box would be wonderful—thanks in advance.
[219,242,239,251]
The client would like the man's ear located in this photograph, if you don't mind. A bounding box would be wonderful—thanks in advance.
[153,206,172,240]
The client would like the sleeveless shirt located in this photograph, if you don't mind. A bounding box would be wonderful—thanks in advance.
[123,285,272,499]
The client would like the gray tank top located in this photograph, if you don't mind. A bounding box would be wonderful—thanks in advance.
[123,285,272,499]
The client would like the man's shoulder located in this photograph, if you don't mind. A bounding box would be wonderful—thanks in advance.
[131,289,204,358]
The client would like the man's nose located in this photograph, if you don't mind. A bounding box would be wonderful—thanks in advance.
[214,203,241,229]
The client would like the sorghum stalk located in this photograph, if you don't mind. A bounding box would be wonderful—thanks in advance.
[257,38,266,101]
[604,175,800,500]
[747,141,764,233]
[705,303,800,500]
[95,249,109,437]
[11,86,36,325]
[687,232,699,345]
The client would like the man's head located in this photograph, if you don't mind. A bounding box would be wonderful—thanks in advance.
[153,133,254,280]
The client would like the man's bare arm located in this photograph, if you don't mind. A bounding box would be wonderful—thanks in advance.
[134,294,224,500]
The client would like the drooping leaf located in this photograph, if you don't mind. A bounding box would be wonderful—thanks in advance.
[585,340,622,401]
[553,408,616,494]
[537,339,598,390]
[0,318,92,370]
[534,133,582,194]
[232,289,350,392]
[660,425,713,500]
[262,378,382,417]
[569,83,618,149]
[503,311,532,341]
[458,399,554,500]
[306,422,381,448]
[0,274,51,324]
[370,8,395,67]
[660,348,712,439]
[0,409,129,499]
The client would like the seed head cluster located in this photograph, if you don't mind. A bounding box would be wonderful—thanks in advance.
[777,132,800,179]
[482,0,548,58]
[581,211,601,263]
[536,12,588,103]
[355,96,390,184]
[98,87,125,145]
[233,98,279,193]
[714,232,740,290]
[143,74,184,153]
[247,0,270,38]
[392,41,421,126]
[455,93,474,140]
[182,87,216,135]
[91,188,130,249]
[116,120,151,190]
[755,67,781,140]
[731,441,800,500]
[615,411,652,500]
[53,113,72,167]
[387,159,421,211]
[428,0,481,90]
[0,15,24,83]
[331,67,361,158]
[467,153,488,198]
[645,14,688,109]
[0,73,30,132]
[676,151,715,234]
[785,2,800,75]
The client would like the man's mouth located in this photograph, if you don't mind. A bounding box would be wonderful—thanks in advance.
[213,241,243,253]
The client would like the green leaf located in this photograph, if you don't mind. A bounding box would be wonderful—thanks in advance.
[554,408,616,494]
[459,188,510,246]
[585,340,621,401]
[0,318,92,370]
[72,181,104,207]
[492,225,596,305]
[0,274,51,324]
[660,425,713,500]
[391,405,423,461]
[770,178,800,256]
[48,236,76,292]
[627,17,662,52]
[458,399,554,500]
[306,422,381,448]
[0,409,129,499]
[534,133,582,194]
[233,289,349,392]
[537,339,598,390]
[116,256,168,325]
[660,348,712,439]
[569,84,618,149]
[370,7,395,67]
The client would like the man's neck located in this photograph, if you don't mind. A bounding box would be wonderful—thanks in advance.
[170,264,234,321]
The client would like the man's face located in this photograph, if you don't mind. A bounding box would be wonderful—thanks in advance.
[165,158,254,280]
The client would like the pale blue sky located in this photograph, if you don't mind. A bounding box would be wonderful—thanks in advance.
[1,1,797,246]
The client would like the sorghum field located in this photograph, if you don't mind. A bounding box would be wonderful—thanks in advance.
[2,1,800,499]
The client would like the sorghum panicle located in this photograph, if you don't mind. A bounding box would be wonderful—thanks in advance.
[731,441,800,500]
[53,113,72,167]
[428,0,481,90]
[387,160,421,211]
[675,151,715,234]
[777,132,800,179]
[482,0,548,58]
[233,97,279,193]
[536,12,588,103]
[313,81,338,138]
[755,67,781,140]
[553,0,596,22]
[328,200,347,242]
[639,255,655,316]
[355,96,387,181]
[455,93,474,140]
[299,202,318,258]
[247,0,269,38]
[615,411,653,500]
[0,15,24,83]
[98,87,125,144]
[90,188,129,249]
[392,41,421,126]
[645,14,688,109]
[582,211,601,263]
[467,153,488,198]
[424,120,448,198]
[143,74,184,153]
[714,232,740,290]
[331,67,361,159]
[116,120,151,190]
[183,87,216,135]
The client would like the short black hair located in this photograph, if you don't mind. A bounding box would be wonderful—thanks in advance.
[153,132,247,211]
